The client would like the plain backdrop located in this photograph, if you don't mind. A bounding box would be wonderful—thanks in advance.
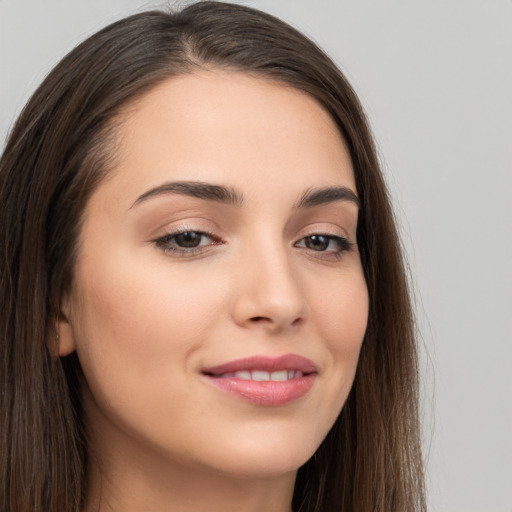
[1,1,511,510]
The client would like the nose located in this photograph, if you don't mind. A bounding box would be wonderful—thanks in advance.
[231,243,309,333]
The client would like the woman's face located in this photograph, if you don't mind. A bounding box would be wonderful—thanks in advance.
[61,71,368,478]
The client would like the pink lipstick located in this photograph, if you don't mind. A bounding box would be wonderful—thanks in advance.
[202,354,317,406]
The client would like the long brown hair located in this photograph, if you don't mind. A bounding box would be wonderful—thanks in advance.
[0,2,425,511]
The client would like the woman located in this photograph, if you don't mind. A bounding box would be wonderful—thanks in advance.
[0,2,425,511]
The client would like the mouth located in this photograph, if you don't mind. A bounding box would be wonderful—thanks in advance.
[207,369,307,381]
[201,354,317,406]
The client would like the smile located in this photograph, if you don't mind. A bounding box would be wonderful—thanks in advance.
[202,354,317,406]
[215,370,305,381]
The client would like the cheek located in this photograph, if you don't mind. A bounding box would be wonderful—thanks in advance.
[75,257,220,341]
[315,268,368,349]
[312,269,368,396]
[68,252,228,405]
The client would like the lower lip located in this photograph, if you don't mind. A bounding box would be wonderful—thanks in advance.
[203,374,316,406]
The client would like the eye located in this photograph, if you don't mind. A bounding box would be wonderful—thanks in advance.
[295,234,352,255]
[153,230,220,255]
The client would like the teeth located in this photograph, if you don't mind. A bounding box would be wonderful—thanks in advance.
[227,370,303,381]
[251,370,270,381]
[270,370,288,381]
[233,371,251,380]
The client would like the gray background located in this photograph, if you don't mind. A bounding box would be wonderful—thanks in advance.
[1,1,511,510]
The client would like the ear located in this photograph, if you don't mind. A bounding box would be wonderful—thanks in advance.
[56,296,77,357]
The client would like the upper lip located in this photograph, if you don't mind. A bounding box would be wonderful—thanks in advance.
[202,354,317,376]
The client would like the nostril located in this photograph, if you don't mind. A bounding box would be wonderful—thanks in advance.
[250,316,269,322]
[248,315,303,328]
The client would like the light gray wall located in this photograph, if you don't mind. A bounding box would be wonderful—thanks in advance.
[1,1,511,510]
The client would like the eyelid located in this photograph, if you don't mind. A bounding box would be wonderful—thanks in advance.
[145,213,221,239]
[297,222,353,242]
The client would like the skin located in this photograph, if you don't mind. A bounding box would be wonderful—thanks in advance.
[59,71,369,512]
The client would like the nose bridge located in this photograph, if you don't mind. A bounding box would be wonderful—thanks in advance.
[232,231,308,331]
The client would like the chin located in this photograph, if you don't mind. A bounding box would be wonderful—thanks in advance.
[208,454,310,480]
[188,429,322,479]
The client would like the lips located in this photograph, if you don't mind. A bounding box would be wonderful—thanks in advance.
[202,354,317,376]
[202,354,317,406]
[215,369,305,381]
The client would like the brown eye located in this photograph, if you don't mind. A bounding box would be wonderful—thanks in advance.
[154,230,219,255]
[174,232,203,248]
[295,234,352,256]
[304,235,329,251]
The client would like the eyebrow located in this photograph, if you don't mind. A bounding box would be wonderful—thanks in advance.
[131,181,244,209]
[130,181,360,210]
[293,186,360,209]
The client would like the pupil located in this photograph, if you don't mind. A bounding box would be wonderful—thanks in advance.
[306,235,328,251]
[176,232,201,248]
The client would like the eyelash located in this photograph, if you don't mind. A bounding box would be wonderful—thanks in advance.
[153,229,353,259]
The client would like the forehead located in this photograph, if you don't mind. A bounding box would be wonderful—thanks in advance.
[97,71,356,210]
